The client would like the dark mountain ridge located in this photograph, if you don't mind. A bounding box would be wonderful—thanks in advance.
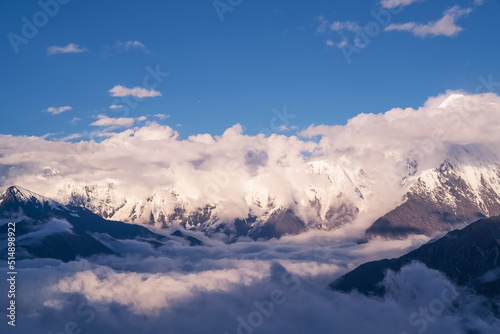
[331,216,500,297]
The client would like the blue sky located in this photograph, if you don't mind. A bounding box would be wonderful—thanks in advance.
[0,0,498,140]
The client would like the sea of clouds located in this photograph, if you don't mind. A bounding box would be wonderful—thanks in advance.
[1,91,500,333]
[1,229,499,333]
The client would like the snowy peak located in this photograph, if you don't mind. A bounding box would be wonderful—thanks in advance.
[413,144,500,211]
[366,144,500,238]
[1,185,69,212]
[59,182,128,220]
[3,185,45,204]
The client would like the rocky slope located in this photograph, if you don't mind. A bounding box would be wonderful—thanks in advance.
[331,215,500,297]
[0,186,201,262]
[366,144,500,238]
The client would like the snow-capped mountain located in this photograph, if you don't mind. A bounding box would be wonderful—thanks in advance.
[0,186,202,261]
[366,144,500,238]
[1,184,70,213]
[5,142,500,241]
[49,159,370,240]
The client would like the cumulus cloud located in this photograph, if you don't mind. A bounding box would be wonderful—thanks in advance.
[1,92,500,234]
[44,106,72,115]
[109,104,123,109]
[90,115,136,127]
[385,5,473,37]
[47,43,88,55]
[55,267,266,314]
[380,0,424,8]
[108,85,161,98]
[3,92,500,333]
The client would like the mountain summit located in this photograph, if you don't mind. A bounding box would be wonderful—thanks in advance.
[0,185,69,213]
[366,144,500,238]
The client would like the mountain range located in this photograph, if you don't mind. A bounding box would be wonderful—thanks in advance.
[3,185,500,303]
[24,143,500,241]
[0,186,202,262]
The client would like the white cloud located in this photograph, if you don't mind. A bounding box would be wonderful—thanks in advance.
[3,92,500,234]
[154,113,169,120]
[317,16,360,34]
[385,5,473,37]
[46,43,88,55]
[59,133,82,142]
[316,17,360,50]
[17,218,73,241]
[337,39,348,48]
[380,0,424,8]
[70,117,81,125]
[109,85,161,98]
[92,131,116,138]
[316,16,362,49]
[90,115,136,127]
[329,21,361,32]
[103,40,149,56]
[316,15,330,34]
[4,93,500,332]
[277,124,299,132]
[109,104,124,109]
[56,267,265,314]
[5,98,500,334]
[326,38,348,49]
[115,40,148,52]
[44,106,72,115]
[8,233,500,333]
